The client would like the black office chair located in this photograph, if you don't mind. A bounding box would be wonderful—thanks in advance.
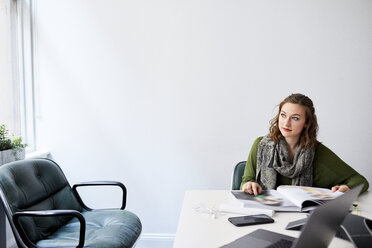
[0,158,142,248]
[231,161,246,190]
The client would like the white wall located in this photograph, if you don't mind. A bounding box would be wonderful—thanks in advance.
[33,0,372,243]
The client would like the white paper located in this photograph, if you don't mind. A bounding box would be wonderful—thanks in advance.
[219,201,274,217]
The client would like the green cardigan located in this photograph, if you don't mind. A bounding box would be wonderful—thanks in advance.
[241,137,369,193]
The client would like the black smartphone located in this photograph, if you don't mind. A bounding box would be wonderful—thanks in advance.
[228,214,274,227]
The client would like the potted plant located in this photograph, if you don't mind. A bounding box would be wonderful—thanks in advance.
[0,124,27,165]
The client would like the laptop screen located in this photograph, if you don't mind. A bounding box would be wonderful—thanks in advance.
[292,184,363,248]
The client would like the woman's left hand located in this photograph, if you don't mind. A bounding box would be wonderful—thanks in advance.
[331,185,350,192]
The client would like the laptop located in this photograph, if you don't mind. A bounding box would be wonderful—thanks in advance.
[220,184,364,248]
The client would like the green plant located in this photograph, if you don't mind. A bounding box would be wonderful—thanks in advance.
[0,124,27,159]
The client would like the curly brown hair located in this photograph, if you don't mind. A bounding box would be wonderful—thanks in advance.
[269,93,319,149]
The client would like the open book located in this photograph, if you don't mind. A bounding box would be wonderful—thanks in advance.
[231,185,344,212]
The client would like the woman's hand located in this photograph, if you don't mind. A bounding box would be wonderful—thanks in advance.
[331,185,350,193]
[242,182,263,195]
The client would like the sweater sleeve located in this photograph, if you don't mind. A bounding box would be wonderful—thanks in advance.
[313,144,369,194]
[240,137,263,190]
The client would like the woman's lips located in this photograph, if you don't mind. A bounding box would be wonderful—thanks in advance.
[282,127,291,132]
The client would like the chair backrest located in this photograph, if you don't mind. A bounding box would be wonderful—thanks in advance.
[231,161,246,190]
[0,158,82,244]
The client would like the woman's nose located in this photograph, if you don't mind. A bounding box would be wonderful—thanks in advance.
[284,118,291,127]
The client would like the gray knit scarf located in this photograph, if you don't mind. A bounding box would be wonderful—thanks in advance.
[256,134,315,190]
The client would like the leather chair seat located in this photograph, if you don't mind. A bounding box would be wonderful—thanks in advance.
[36,209,142,248]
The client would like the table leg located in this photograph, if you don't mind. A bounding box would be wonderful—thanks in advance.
[0,203,7,248]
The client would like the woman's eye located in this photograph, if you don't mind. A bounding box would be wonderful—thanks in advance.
[292,117,299,121]
[280,113,286,118]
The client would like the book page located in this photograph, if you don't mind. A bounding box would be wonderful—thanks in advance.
[276,185,344,208]
[230,190,300,211]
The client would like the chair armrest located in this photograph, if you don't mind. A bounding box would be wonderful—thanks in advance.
[13,210,86,248]
[72,181,127,210]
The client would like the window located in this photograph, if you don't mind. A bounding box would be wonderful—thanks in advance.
[0,0,36,151]
[0,0,20,134]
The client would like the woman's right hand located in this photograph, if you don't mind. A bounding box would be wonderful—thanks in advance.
[242,182,263,195]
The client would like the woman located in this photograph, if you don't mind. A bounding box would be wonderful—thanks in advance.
[241,93,369,195]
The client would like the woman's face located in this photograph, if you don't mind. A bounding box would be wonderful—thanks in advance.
[278,103,307,142]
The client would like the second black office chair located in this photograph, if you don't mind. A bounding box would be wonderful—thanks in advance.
[231,161,246,190]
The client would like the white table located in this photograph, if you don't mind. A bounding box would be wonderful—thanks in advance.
[174,190,372,248]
